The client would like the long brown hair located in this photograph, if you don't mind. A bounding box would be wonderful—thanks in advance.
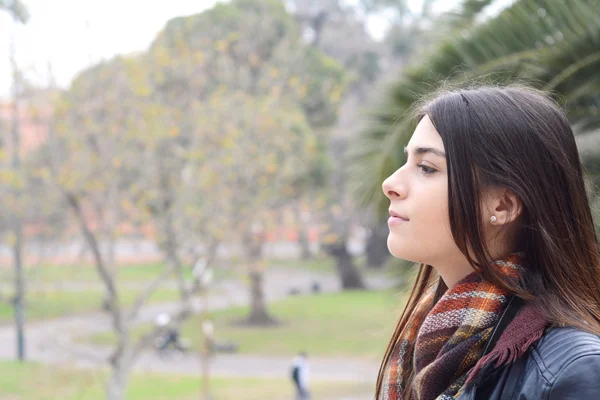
[374,85,600,399]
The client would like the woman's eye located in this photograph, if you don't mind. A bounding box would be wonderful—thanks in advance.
[417,164,436,175]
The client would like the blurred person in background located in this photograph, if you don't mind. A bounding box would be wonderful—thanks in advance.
[154,313,187,356]
[291,351,310,399]
[377,86,600,399]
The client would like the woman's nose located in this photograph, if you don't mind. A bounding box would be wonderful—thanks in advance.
[382,170,407,200]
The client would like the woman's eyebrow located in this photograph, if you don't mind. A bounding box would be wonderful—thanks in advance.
[404,146,446,158]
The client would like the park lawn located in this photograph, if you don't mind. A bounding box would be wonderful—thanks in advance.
[0,287,182,323]
[0,262,168,282]
[0,360,373,399]
[0,262,236,283]
[0,257,374,287]
[85,289,404,360]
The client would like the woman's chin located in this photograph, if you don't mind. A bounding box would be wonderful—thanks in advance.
[387,235,414,260]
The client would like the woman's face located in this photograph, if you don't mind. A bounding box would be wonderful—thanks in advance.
[382,115,463,268]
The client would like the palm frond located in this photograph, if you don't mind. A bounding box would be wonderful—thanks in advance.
[352,0,600,214]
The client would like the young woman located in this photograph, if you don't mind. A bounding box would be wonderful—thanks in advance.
[377,86,600,400]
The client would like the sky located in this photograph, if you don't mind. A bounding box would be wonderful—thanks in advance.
[0,0,409,99]
[0,0,508,100]
[0,0,223,99]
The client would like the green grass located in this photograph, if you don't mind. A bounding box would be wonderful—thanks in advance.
[0,257,394,325]
[0,261,235,323]
[0,257,377,286]
[0,262,235,284]
[0,287,182,323]
[85,289,404,360]
[0,360,373,399]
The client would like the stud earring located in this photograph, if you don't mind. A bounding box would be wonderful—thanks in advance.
[490,215,497,224]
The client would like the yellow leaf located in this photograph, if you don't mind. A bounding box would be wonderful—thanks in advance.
[215,40,228,52]
[5,232,16,247]
[298,85,307,98]
[288,76,299,87]
[221,136,235,149]
[329,86,343,103]
[266,163,277,174]
[194,51,205,63]
[222,155,234,166]
[169,126,180,137]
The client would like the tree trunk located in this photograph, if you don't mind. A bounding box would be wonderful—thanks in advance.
[66,193,133,400]
[105,181,119,270]
[239,228,278,326]
[154,166,189,302]
[106,326,132,400]
[163,214,189,303]
[295,203,313,260]
[9,32,25,361]
[106,359,129,400]
[365,222,390,269]
[326,241,366,290]
[66,193,121,321]
[246,269,277,325]
[100,185,119,312]
[297,226,313,260]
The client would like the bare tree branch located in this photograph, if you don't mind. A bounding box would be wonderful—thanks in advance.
[64,191,124,334]
[126,263,178,322]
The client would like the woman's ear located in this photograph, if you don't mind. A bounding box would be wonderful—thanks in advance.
[483,188,523,226]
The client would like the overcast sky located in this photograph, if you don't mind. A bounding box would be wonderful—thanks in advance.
[0,0,509,100]
[0,0,224,99]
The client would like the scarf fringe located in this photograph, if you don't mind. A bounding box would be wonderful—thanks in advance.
[465,326,545,386]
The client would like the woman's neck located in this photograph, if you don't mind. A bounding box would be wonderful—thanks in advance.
[435,249,520,288]
[438,263,475,288]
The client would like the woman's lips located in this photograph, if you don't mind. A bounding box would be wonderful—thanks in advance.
[388,209,409,226]
[388,216,409,226]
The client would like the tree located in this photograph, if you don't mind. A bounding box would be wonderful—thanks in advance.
[290,0,390,277]
[146,0,346,322]
[38,12,344,400]
[352,0,600,217]
[42,55,213,400]
[190,90,318,324]
[1,0,29,361]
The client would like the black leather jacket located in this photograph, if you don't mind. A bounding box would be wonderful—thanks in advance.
[458,327,600,399]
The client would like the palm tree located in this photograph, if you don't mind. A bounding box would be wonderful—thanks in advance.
[351,0,600,217]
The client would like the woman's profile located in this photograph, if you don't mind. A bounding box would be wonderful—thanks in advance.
[376,86,600,399]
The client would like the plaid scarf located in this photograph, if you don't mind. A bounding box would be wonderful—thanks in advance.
[381,254,526,400]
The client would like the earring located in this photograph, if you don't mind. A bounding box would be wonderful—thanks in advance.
[490,215,497,224]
